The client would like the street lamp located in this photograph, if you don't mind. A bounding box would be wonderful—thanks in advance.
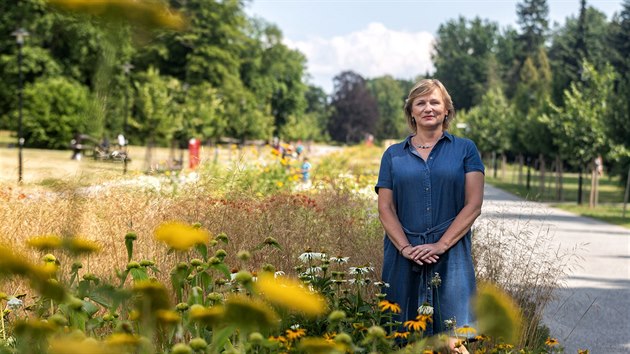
[121,63,133,175]
[12,28,29,184]
[122,62,134,137]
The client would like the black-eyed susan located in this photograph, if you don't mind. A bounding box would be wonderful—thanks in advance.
[27,235,62,251]
[154,221,210,251]
[455,325,477,337]
[255,273,326,316]
[404,315,430,332]
[472,282,522,344]
[285,328,306,341]
[545,337,559,347]
[378,300,401,313]
[223,294,279,330]
[390,331,410,339]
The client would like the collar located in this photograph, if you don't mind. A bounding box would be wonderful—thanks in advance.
[404,131,453,149]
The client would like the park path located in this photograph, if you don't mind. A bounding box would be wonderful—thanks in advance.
[481,184,630,353]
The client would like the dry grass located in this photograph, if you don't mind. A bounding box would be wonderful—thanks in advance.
[0,177,384,297]
[472,208,582,349]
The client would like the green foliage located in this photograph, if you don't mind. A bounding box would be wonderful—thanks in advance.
[545,61,615,167]
[133,67,179,146]
[17,76,91,149]
[433,17,500,110]
[367,76,408,140]
[461,87,512,155]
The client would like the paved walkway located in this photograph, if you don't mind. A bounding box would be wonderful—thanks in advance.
[481,184,630,353]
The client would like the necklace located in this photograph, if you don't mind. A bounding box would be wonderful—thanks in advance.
[413,135,442,149]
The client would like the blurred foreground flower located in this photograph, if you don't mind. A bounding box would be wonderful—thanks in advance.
[255,273,326,316]
[154,221,210,251]
[472,282,523,344]
[47,0,186,31]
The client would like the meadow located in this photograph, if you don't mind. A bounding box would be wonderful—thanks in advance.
[0,143,572,353]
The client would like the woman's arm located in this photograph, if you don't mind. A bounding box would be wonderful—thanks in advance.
[378,188,437,263]
[415,171,484,263]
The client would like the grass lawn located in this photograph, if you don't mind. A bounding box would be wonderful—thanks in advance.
[485,163,630,229]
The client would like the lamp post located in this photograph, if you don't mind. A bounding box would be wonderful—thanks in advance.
[121,62,133,174]
[122,62,134,137]
[12,28,29,184]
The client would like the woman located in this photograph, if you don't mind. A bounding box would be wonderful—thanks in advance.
[375,79,484,345]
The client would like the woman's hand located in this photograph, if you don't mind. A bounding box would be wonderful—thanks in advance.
[403,243,444,265]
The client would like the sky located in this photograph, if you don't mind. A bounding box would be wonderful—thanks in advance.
[244,0,623,94]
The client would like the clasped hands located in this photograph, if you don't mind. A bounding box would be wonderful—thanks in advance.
[401,243,444,265]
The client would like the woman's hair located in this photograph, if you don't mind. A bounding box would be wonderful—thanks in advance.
[403,79,455,132]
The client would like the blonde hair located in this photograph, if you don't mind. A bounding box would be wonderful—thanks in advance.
[403,79,455,131]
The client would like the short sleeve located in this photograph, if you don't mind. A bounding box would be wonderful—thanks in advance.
[375,149,393,194]
[464,140,485,174]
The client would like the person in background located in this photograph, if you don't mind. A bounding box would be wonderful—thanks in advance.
[375,79,484,353]
[301,157,312,183]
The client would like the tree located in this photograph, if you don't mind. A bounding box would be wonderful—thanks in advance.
[462,87,513,178]
[549,4,609,104]
[516,0,549,59]
[545,61,615,205]
[17,76,91,149]
[433,17,499,110]
[367,75,407,140]
[133,67,179,167]
[328,71,378,144]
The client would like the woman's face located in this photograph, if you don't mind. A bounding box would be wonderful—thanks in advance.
[411,89,447,130]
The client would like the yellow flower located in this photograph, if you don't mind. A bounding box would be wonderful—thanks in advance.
[27,235,62,251]
[297,337,344,354]
[48,337,108,354]
[285,328,306,341]
[105,333,141,347]
[455,325,477,336]
[63,237,100,255]
[268,335,287,343]
[276,181,284,187]
[156,309,180,325]
[378,300,401,313]
[545,337,559,347]
[154,221,210,251]
[323,332,337,343]
[189,304,224,327]
[47,0,186,31]
[472,282,522,344]
[255,273,326,316]
[223,294,279,330]
[390,331,409,339]
[577,350,589,354]
[403,314,432,332]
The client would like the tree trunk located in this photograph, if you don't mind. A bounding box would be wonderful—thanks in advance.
[501,153,507,180]
[517,154,524,186]
[555,155,563,201]
[538,153,546,197]
[589,159,599,208]
[144,138,154,171]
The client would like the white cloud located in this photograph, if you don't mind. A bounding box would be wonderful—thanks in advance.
[284,22,435,94]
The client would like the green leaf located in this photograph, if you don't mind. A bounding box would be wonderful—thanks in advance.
[195,243,208,261]
[130,268,149,281]
[209,263,230,278]
[82,300,100,317]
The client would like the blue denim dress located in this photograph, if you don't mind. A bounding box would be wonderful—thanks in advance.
[375,132,484,335]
